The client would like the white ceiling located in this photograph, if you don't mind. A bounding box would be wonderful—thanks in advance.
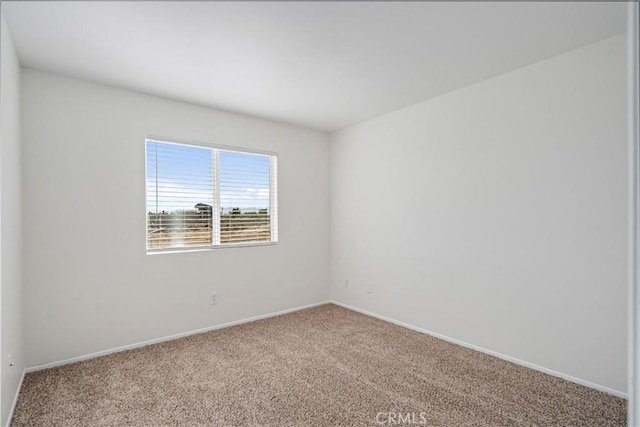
[2,2,627,132]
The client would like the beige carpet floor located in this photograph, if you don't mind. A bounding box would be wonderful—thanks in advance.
[12,304,626,426]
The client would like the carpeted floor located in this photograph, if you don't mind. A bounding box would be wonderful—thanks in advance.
[12,304,626,426]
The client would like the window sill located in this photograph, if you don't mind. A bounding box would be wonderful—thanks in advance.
[146,241,277,255]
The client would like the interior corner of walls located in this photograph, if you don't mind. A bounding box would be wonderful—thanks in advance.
[1,6,25,425]
[327,35,628,394]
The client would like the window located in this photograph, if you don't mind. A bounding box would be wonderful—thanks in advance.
[146,138,278,252]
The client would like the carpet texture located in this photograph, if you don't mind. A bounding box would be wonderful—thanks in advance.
[12,304,626,426]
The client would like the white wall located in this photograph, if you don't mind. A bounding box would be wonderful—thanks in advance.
[21,69,330,367]
[0,10,24,426]
[330,35,628,394]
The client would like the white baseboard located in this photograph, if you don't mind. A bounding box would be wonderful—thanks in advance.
[23,298,626,400]
[4,368,26,427]
[26,300,330,373]
[330,300,628,399]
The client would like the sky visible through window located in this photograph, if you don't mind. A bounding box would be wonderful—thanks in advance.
[146,141,270,214]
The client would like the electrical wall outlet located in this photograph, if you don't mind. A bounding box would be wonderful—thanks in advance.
[210,292,219,305]
[366,282,373,293]
[344,279,349,288]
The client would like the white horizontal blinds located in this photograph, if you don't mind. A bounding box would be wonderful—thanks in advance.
[146,140,214,249]
[218,150,272,244]
[146,138,277,250]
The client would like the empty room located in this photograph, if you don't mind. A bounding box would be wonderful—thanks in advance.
[1,1,639,426]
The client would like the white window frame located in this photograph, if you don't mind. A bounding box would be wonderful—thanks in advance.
[145,135,278,254]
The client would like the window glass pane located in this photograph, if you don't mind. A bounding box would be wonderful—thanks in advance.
[219,150,271,244]
[146,141,214,249]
